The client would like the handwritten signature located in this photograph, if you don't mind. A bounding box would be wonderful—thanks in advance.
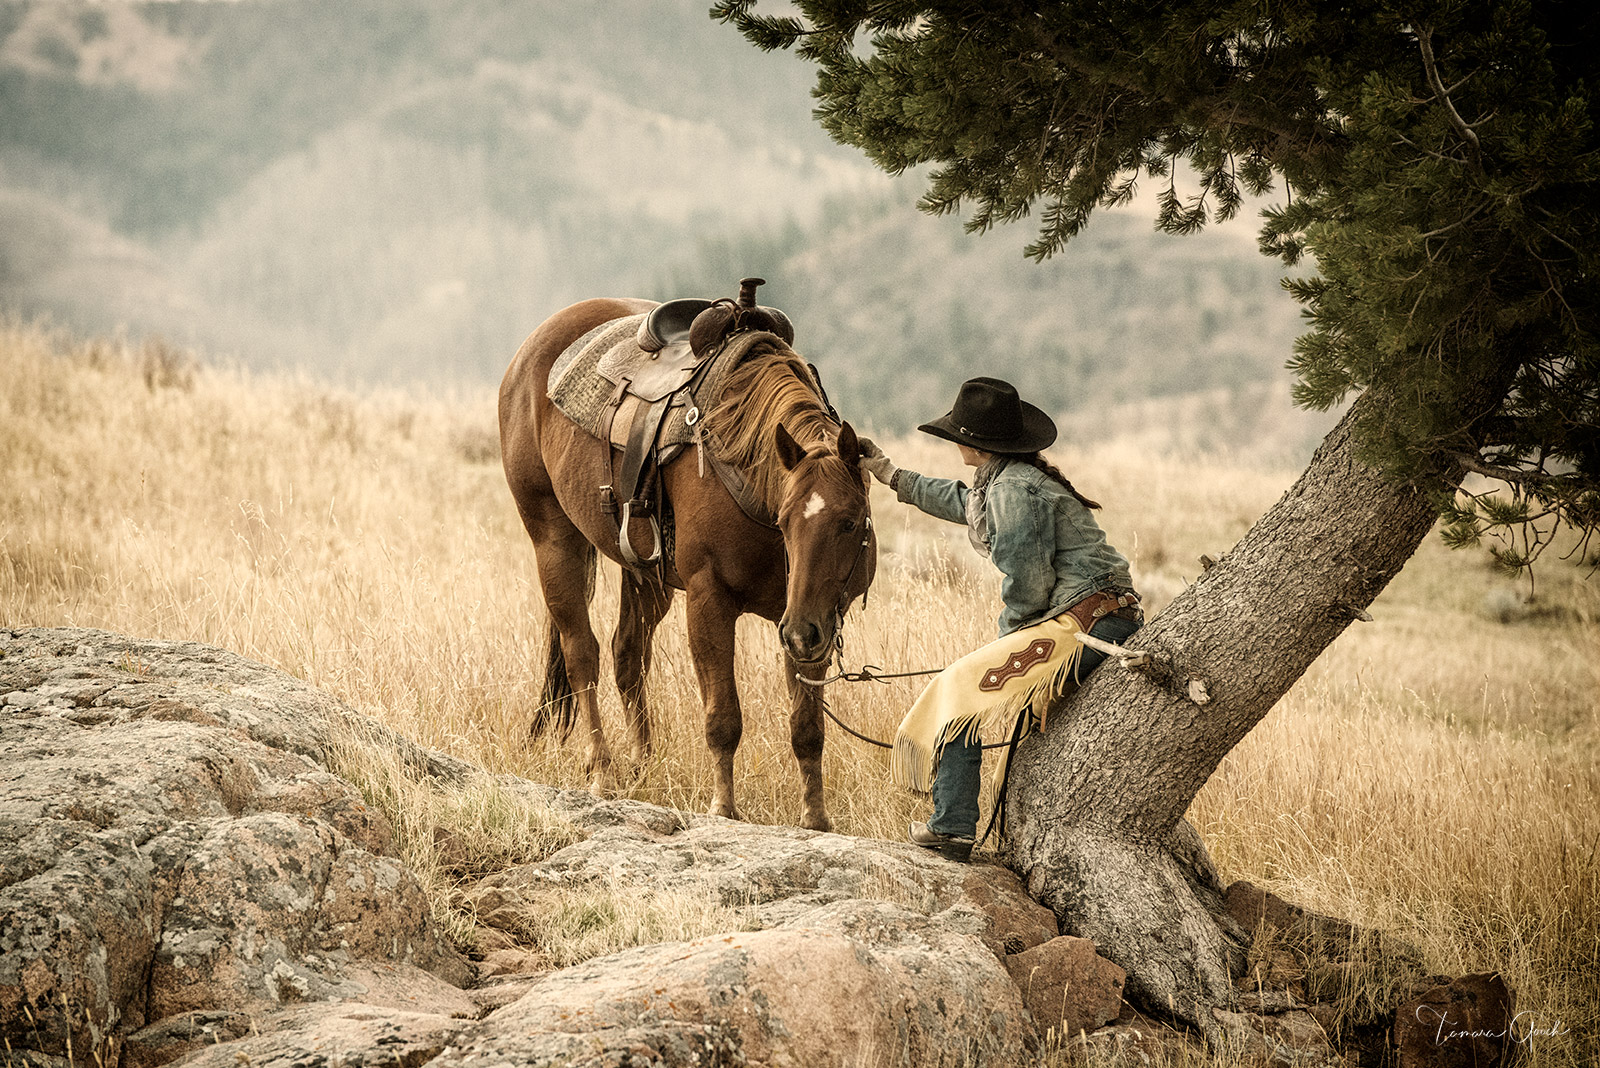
[1415,1005,1571,1046]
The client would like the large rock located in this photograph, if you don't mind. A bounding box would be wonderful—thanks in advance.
[1225,877,1439,1066]
[0,628,1065,1068]
[5,627,1389,1068]
[1071,1003,1206,1063]
[1002,935,1126,1038]
[438,899,1036,1068]
[466,784,1060,958]
[142,1003,469,1068]
[0,628,471,1065]
[1213,1007,1343,1067]
[1225,880,1364,958]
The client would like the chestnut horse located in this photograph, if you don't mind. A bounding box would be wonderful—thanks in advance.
[498,298,876,831]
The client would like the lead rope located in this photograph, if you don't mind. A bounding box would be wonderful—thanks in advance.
[803,628,1022,754]
[799,512,1018,753]
[796,663,943,686]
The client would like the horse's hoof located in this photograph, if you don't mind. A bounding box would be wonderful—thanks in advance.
[707,802,741,821]
[801,813,833,833]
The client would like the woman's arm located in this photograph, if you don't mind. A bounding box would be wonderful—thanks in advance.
[894,469,969,525]
[859,438,967,525]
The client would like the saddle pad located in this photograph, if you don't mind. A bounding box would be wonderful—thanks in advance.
[547,315,648,436]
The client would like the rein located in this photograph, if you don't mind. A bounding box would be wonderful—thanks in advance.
[806,688,1023,753]
[795,618,1017,753]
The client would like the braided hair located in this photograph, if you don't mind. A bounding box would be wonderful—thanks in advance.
[1008,451,1101,510]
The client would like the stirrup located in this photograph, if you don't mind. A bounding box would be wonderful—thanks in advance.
[617,500,661,568]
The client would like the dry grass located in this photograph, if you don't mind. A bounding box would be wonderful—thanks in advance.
[480,882,763,969]
[323,729,587,949]
[3,320,1595,1065]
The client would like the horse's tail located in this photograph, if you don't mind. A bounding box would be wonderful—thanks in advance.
[532,542,596,742]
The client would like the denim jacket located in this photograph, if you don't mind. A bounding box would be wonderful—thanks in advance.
[897,459,1135,636]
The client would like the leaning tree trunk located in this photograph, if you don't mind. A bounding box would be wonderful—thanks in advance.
[1002,388,1463,1044]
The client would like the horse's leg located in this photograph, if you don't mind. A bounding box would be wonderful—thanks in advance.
[784,656,833,832]
[529,513,614,795]
[613,570,672,765]
[684,578,742,820]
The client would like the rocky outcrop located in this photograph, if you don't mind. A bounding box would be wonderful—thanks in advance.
[1002,935,1126,1039]
[1393,973,1516,1068]
[0,628,1084,1067]
[443,899,1035,1068]
[0,627,1476,1068]
[0,628,472,1066]
[135,1003,470,1068]
[465,785,1061,959]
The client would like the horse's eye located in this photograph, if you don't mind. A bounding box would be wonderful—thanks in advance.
[841,518,857,534]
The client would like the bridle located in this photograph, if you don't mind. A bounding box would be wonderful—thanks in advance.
[829,509,875,648]
[784,475,875,667]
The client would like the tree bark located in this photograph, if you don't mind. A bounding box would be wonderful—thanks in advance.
[1002,387,1458,1042]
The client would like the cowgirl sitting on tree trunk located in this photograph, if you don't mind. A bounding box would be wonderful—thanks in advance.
[860,377,1142,862]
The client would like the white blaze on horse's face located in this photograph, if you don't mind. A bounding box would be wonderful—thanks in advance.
[776,472,875,664]
[775,421,878,665]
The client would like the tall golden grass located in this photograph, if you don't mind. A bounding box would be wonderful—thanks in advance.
[2,320,1595,1065]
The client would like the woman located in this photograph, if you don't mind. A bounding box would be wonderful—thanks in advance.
[860,377,1142,861]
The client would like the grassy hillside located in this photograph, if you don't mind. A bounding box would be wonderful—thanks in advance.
[0,0,880,370]
[688,190,1334,458]
[0,0,1326,455]
[2,321,1595,1063]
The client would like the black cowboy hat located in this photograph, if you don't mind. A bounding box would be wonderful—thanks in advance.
[918,377,1057,453]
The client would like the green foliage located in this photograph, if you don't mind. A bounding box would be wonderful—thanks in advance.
[716,0,1600,576]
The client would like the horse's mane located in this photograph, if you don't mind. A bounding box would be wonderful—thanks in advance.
[705,342,850,512]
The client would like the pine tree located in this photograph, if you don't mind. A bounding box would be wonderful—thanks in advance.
[716,0,1598,572]
[717,0,1598,1043]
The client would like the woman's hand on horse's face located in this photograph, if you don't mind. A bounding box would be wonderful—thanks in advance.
[856,437,898,486]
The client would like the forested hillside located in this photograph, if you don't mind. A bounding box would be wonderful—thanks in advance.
[0,0,1326,453]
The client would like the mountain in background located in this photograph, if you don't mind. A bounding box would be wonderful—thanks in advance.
[0,0,1334,458]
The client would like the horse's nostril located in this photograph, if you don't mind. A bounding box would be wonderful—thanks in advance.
[780,620,824,659]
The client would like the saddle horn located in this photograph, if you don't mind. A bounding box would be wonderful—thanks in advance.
[689,277,795,354]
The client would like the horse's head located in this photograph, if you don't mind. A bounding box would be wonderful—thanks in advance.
[772,421,878,664]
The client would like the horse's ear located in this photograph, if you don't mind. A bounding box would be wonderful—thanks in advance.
[836,422,861,467]
[775,423,806,470]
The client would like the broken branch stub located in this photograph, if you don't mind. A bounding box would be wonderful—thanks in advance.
[1074,630,1151,669]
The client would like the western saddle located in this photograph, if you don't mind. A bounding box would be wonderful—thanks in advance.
[596,277,809,577]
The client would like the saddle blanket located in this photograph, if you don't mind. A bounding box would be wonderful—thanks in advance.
[547,315,647,434]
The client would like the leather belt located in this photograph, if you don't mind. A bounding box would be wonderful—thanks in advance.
[1065,589,1142,632]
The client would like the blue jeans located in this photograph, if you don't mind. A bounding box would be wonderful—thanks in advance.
[928,612,1142,838]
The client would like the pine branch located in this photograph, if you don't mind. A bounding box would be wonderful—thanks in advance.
[1448,451,1578,489]
[1415,26,1481,161]
[1028,28,1345,182]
